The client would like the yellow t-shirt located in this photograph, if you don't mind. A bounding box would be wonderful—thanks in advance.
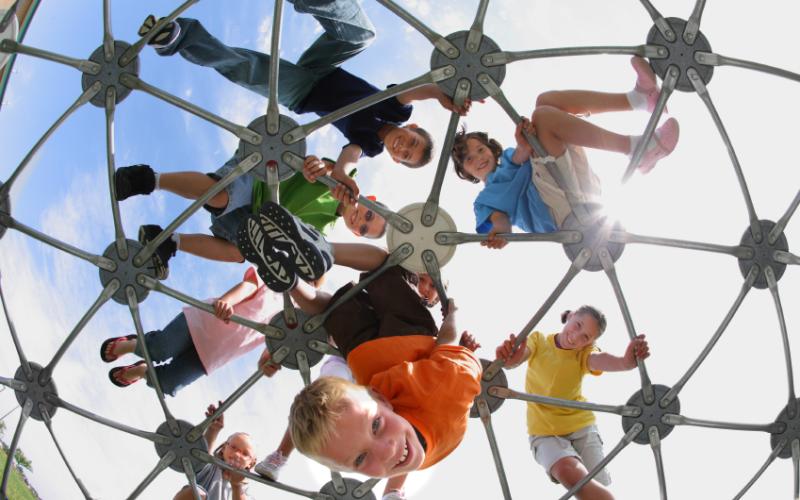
[525,331,602,436]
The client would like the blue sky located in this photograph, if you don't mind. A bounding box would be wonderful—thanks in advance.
[1,0,800,499]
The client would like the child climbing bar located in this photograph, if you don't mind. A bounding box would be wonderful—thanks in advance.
[495,306,650,500]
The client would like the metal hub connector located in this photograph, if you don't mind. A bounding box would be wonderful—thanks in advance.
[320,477,376,500]
[622,385,680,445]
[81,41,139,107]
[561,211,625,272]
[386,203,457,274]
[239,114,306,183]
[98,240,157,305]
[646,17,713,92]
[13,363,58,422]
[266,309,327,370]
[738,220,789,289]
[430,31,505,101]
[770,400,800,458]
[470,359,507,418]
[154,420,208,473]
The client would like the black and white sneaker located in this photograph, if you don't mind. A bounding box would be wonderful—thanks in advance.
[237,214,298,293]
[257,201,333,282]
[138,14,180,48]
[115,164,155,201]
[138,224,176,280]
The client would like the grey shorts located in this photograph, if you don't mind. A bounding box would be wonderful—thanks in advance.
[205,156,254,243]
[529,424,611,486]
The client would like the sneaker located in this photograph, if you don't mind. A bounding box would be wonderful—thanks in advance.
[138,14,180,48]
[254,451,288,481]
[138,224,176,280]
[256,201,333,282]
[635,117,680,174]
[115,164,155,201]
[630,56,662,113]
[237,214,298,293]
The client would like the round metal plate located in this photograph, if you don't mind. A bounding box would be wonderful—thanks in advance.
[14,363,58,422]
[430,30,506,101]
[98,239,157,305]
[238,114,305,183]
[738,220,789,289]
[0,8,18,71]
[621,384,680,445]
[646,17,713,92]
[266,309,327,370]
[81,41,139,107]
[0,180,9,240]
[470,359,507,418]
[386,203,458,274]
[770,399,800,459]
[561,211,625,272]
[319,477,376,500]
[154,420,208,473]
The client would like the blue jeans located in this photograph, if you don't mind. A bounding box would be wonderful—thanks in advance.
[159,0,375,111]
[135,313,206,397]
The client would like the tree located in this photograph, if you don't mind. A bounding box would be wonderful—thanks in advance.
[13,448,32,472]
[0,419,6,438]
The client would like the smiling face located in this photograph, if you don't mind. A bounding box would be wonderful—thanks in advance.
[318,390,426,478]
[342,202,387,239]
[416,273,439,307]
[383,125,428,167]
[461,137,498,183]
[221,432,257,470]
[557,312,601,350]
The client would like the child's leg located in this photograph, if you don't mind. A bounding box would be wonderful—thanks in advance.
[532,105,631,158]
[177,234,243,263]
[133,313,194,363]
[331,242,389,271]
[536,90,631,117]
[550,457,614,500]
[289,280,333,315]
[158,172,228,210]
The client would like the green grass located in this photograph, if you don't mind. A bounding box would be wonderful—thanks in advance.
[0,448,37,500]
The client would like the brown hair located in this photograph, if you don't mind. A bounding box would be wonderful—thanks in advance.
[451,127,503,183]
[561,305,607,337]
[403,126,434,168]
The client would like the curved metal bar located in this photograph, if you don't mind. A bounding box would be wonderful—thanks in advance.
[0,376,26,392]
[484,44,663,66]
[119,0,199,67]
[793,439,800,500]
[683,0,706,45]
[466,0,490,53]
[733,440,786,500]
[662,413,780,433]
[331,471,347,495]
[308,339,340,357]
[42,408,93,499]
[477,398,512,499]
[120,73,261,145]
[421,108,462,227]
[297,351,312,386]
[105,86,128,260]
[188,369,264,441]
[181,458,203,500]
[0,39,100,74]
[490,386,635,416]
[1,83,102,197]
[609,230,753,259]
[661,267,757,407]
[648,427,667,500]
[125,452,176,500]
[0,274,32,379]
[54,395,169,444]
[421,250,449,314]
[0,397,31,497]
[436,230,581,246]
[637,0,675,41]
[102,0,114,61]
[765,266,797,417]
[266,0,284,135]
[265,163,299,328]
[769,189,800,245]
[623,65,678,182]
[374,0,459,58]
[774,250,800,266]
[559,423,641,500]
[688,68,761,242]
[696,52,800,84]
[353,478,381,499]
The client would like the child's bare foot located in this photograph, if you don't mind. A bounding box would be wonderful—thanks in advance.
[108,361,147,387]
[629,56,662,113]
[100,334,137,362]
[633,118,680,174]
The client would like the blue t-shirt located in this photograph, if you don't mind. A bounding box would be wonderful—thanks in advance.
[474,148,557,234]
[296,68,413,158]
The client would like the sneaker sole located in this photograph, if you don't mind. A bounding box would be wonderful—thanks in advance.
[254,463,279,481]
[138,226,169,280]
[258,202,329,282]
[236,215,296,293]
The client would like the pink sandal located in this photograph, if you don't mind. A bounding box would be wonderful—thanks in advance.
[100,334,136,363]
[637,118,680,174]
[108,360,147,387]
[631,56,663,113]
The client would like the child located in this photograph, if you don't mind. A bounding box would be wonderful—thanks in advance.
[451,57,679,249]
[142,0,470,200]
[114,155,387,279]
[100,266,281,395]
[495,306,650,500]
[174,402,256,500]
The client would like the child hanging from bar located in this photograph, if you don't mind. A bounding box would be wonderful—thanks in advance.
[451,57,680,249]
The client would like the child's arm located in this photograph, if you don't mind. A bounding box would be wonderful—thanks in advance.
[303,154,360,205]
[588,334,649,372]
[383,474,408,499]
[397,83,472,115]
[331,145,363,203]
[510,118,534,165]
[203,402,225,453]
[289,280,333,315]
[437,299,459,345]
[213,278,258,323]
[482,211,512,250]
[495,333,531,368]
[330,242,388,271]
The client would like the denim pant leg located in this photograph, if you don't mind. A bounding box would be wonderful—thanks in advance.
[289,0,376,74]
[158,18,317,110]
[150,348,206,397]
[134,313,194,362]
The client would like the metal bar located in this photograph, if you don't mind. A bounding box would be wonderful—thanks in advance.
[0,83,102,196]
[0,1,19,33]
[477,398,512,499]
[54,396,169,444]
[188,369,265,441]
[774,251,800,266]
[484,248,591,381]
[374,0,459,58]
[733,440,786,500]
[303,243,414,333]
[637,0,675,41]
[182,458,203,500]
[331,471,347,495]
[465,0,489,53]
[308,339,340,356]
[125,452,176,500]
[141,275,285,340]
[683,0,706,45]
[119,0,199,67]
[134,152,261,265]
[0,39,100,74]
[353,478,381,499]
[490,386,637,417]
[436,230,581,246]
[0,397,31,497]
[102,0,114,61]
[559,423,641,500]
[599,250,654,403]
[766,266,797,417]
[0,376,26,392]
[105,86,128,260]
[297,351,311,386]
[120,74,261,145]
[661,267,757,407]
[41,280,118,382]
[484,44,665,66]
[697,52,800,84]
[0,274,31,379]
[662,413,781,433]
[610,230,753,259]
[127,287,180,436]
[649,427,667,500]
[622,65,678,182]
[284,67,453,144]
[688,67,761,241]
[793,439,800,500]
[421,108,462,227]
[1,214,116,271]
[421,250,449,313]
[265,0,283,135]
[42,409,93,499]
[282,152,414,233]
[769,189,800,245]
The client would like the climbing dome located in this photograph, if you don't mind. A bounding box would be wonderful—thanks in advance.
[0,0,799,498]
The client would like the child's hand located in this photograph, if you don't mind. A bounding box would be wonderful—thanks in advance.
[624,334,650,369]
[483,227,509,249]
[222,468,247,485]
[213,299,234,323]
[258,348,281,377]
[303,155,332,183]
[513,118,535,158]
[330,169,359,205]
[459,331,481,352]
[205,401,224,432]
[495,333,527,367]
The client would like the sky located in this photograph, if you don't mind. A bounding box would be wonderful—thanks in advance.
[1,0,800,499]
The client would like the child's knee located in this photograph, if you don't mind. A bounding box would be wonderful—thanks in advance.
[531,104,559,127]
[549,456,583,487]
[535,91,561,108]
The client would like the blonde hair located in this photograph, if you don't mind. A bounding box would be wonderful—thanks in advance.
[213,432,256,470]
[289,376,368,458]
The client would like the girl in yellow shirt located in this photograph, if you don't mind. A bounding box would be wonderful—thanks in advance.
[495,306,649,500]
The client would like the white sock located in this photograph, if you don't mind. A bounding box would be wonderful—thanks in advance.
[170,233,180,249]
[154,173,161,190]
[626,89,648,111]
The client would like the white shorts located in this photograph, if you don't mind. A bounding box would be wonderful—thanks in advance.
[531,145,602,228]
[318,355,353,381]
[529,424,611,486]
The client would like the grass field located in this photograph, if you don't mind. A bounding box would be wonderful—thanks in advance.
[0,448,36,500]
